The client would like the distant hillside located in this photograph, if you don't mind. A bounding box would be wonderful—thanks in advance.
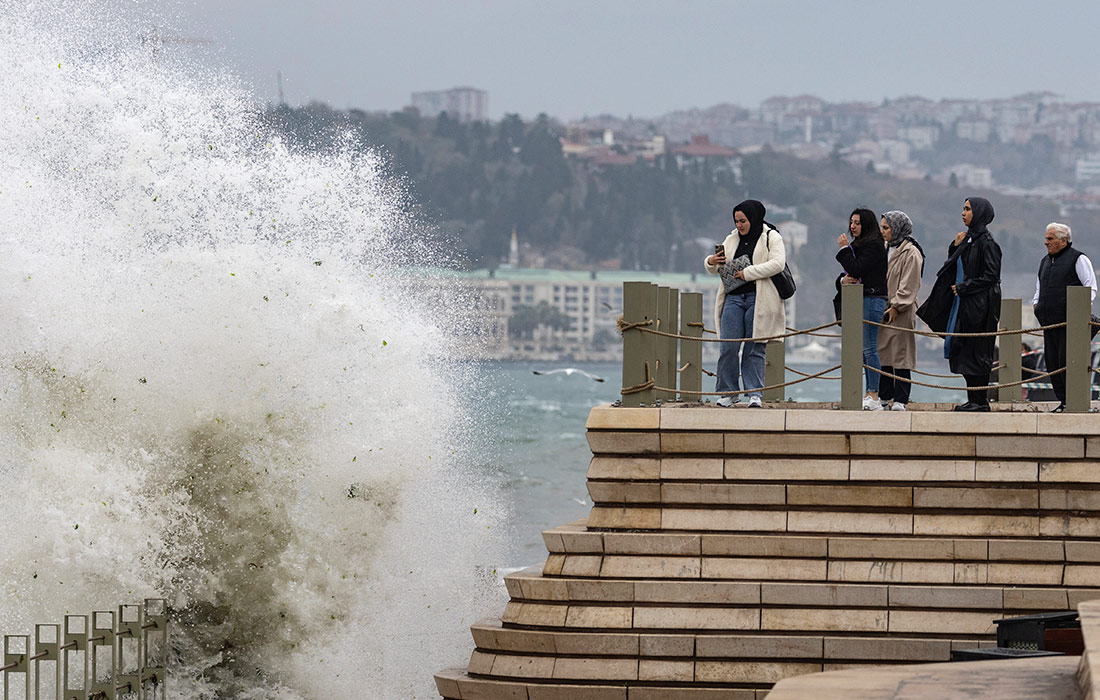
[261,104,1100,325]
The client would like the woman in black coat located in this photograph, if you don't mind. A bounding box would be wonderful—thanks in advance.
[917,197,1002,411]
[836,207,889,410]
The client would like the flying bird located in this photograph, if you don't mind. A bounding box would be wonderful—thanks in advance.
[532,368,605,382]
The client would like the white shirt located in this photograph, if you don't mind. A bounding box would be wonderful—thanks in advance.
[1032,253,1098,304]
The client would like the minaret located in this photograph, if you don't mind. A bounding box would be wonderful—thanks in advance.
[508,226,519,267]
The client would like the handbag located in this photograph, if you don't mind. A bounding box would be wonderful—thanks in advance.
[765,230,797,300]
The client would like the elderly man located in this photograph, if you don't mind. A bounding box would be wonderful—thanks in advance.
[1033,222,1097,412]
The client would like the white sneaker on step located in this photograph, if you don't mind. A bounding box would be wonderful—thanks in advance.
[747,396,762,408]
[891,402,908,411]
[862,395,884,411]
[716,396,734,407]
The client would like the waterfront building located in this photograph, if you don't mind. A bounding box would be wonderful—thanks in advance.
[412,262,811,362]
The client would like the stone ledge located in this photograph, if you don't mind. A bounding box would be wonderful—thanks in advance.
[766,654,1080,700]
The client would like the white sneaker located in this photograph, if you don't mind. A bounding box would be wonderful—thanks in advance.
[862,395,884,411]
[891,402,908,411]
[747,396,762,408]
[716,396,734,407]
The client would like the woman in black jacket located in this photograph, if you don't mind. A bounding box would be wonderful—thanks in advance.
[836,207,890,410]
[916,197,1002,411]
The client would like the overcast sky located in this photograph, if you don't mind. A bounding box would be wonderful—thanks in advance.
[140,0,1100,120]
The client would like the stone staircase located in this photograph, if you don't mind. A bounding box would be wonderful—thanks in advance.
[435,405,1100,699]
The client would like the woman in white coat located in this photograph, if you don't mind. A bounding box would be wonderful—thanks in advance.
[704,199,787,407]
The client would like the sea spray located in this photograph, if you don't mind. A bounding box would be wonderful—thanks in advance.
[0,2,509,698]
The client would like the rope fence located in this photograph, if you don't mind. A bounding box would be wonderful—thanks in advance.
[618,281,1096,411]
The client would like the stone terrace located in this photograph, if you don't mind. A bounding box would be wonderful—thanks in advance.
[435,405,1100,699]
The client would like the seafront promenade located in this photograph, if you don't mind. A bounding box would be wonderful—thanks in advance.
[435,403,1100,699]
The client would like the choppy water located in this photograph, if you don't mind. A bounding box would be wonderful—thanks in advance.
[0,2,507,698]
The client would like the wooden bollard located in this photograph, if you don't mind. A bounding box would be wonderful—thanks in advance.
[621,282,658,406]
[1066,286,1091,413]
[840,283,863,410]
[997,299,1023,403]
[679,293,703,402]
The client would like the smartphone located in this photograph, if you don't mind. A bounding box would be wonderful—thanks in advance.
[715,244,725,255]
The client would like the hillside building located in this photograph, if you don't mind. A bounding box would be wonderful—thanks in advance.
[410,87,488,123]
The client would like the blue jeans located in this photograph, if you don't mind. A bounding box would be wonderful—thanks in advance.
[716,292,766,399]
[863,296,887,393]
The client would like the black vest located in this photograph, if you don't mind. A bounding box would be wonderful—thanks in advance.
[1035,245,1084,324]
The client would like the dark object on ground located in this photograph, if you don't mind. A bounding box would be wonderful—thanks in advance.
[995,611,1083,655]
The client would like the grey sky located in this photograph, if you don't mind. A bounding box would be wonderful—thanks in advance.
[147,0,1100,120]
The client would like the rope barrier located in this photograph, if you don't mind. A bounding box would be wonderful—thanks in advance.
[617,318,653,333]
[676,362,690,373]
[0,660,18,672]
[787,326,842,338]
[863,318,1066,338]
[864,364,1065,392]
[624,365,844,397]
[618,317,841,344]
[786,365,840,380]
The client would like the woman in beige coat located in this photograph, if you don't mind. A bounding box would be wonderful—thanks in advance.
[704,200,787,407]
[877,210,924,410]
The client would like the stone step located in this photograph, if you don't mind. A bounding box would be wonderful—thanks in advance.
[470,619,989,662]
[495,598,1078,637]
[582,505,1100,537]
[435,668,771,700]
[586,430,1094,461]
[587,481,1100,511]
[543,549,1100,588]
[542,526,1100,562]
[586,405,1100,438]
[587,456,1100,485]
[505,568,1097,611]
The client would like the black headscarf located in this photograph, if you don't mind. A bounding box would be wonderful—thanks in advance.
[732,199,775,238]
[966,197,995,236]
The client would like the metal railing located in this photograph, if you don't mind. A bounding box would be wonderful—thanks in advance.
[619,281,1096,412]
[2,599,167,700]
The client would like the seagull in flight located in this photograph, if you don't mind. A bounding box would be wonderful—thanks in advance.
[532,368,606,382]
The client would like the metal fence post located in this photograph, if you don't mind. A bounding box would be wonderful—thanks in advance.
[621,282,658,406]
[34,625,59,700]
[655,286,671,401]
[63,615,89,700]
[998,299,1023,403]
[3,635,30,700]
[1066,286,1091,413]
[116,605,141,699]
[764,341,785,402]
[142,600,168,699]
[89,612,115,700]
[679,293,703,402]
[841,283,864,409]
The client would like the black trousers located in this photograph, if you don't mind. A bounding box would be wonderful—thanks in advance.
[879,366,912,405]
[1043,327,1067,404]
[964,373,991,406]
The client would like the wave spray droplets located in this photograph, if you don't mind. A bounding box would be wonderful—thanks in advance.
[0,2,506,698]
